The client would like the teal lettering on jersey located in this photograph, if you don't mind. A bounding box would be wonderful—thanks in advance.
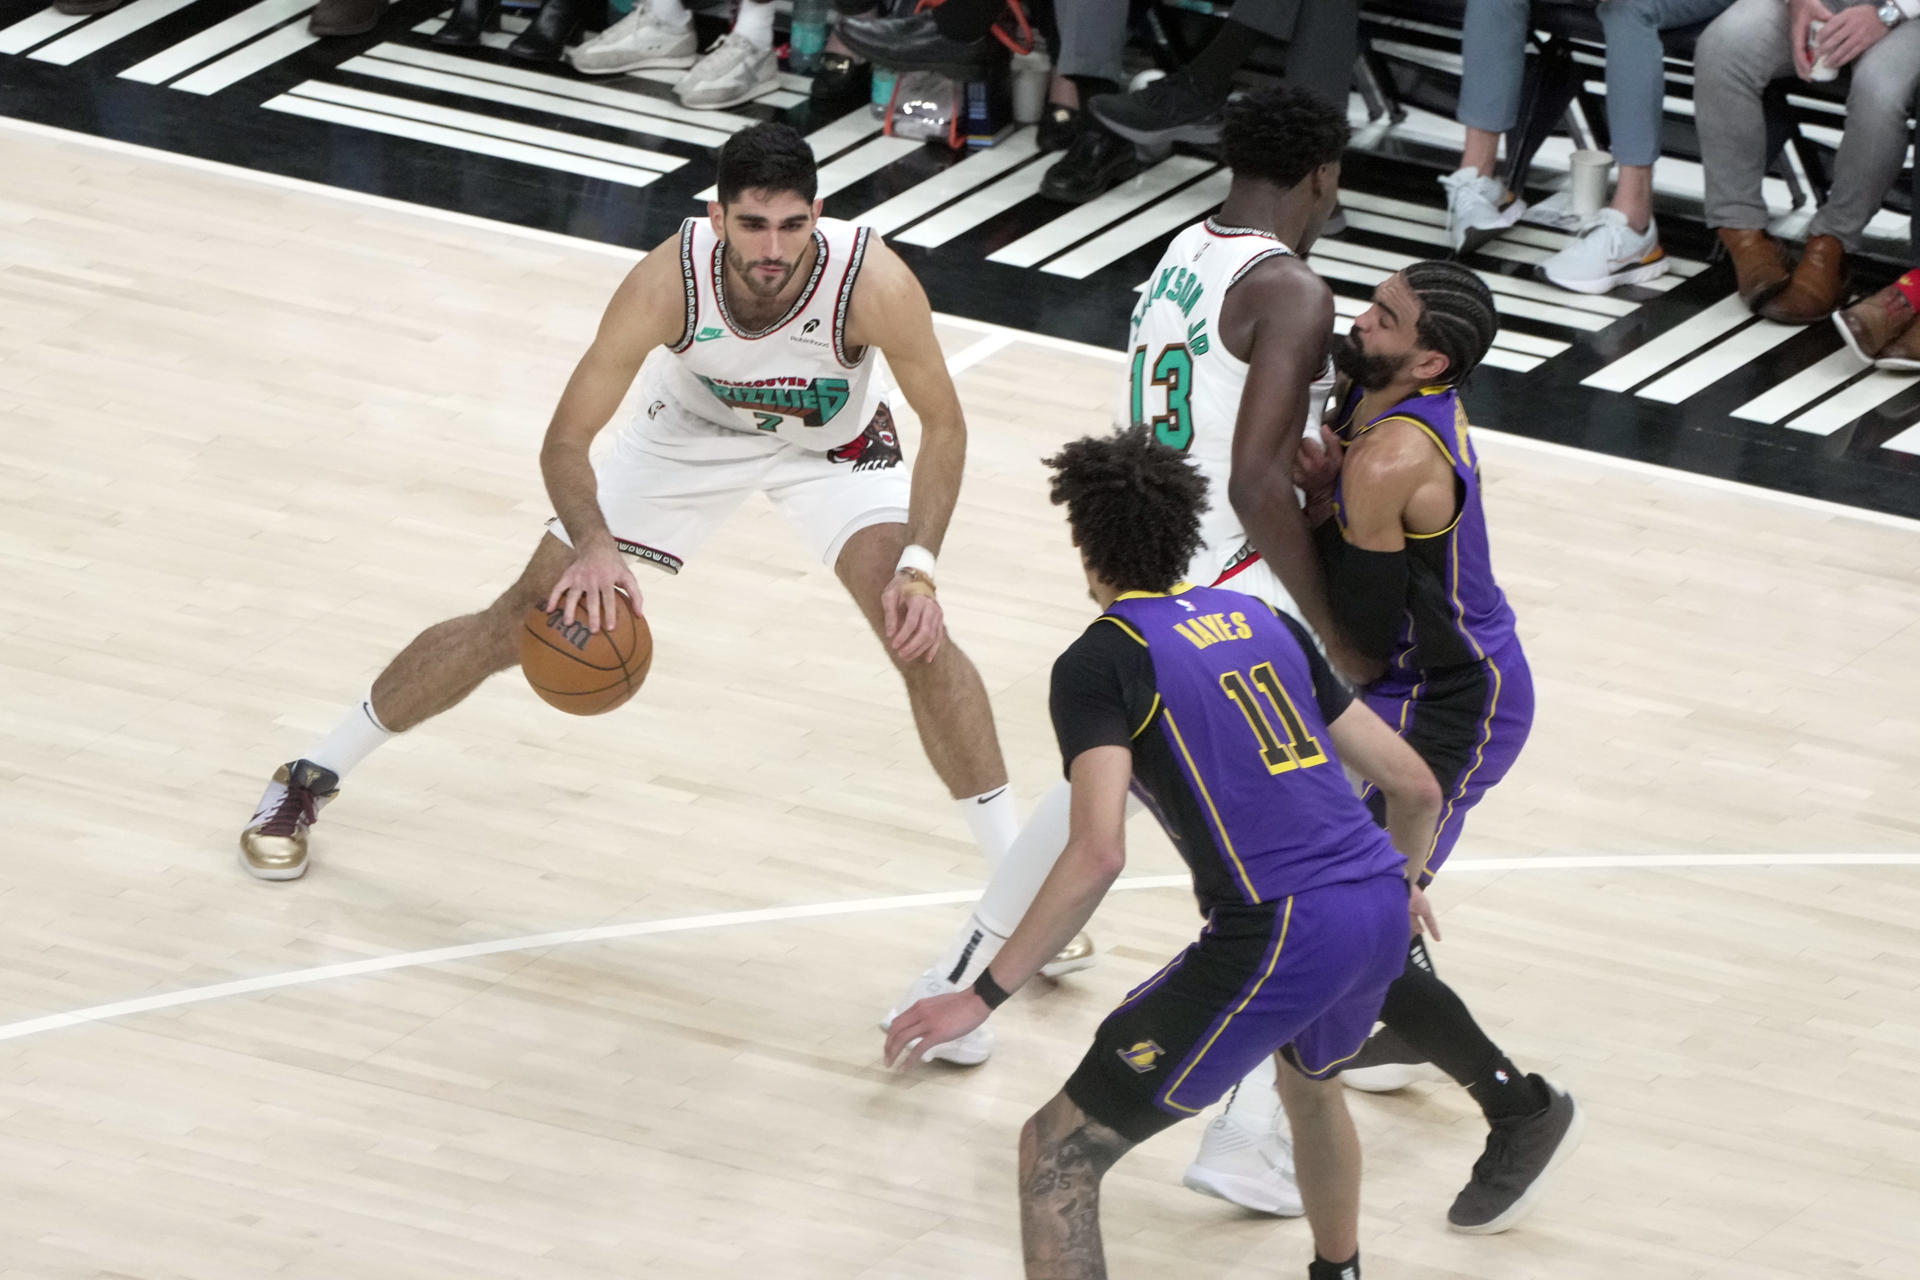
[1134,266,1211,359]
[696,375,852,429]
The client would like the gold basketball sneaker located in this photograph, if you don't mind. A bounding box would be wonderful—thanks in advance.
[240,759,340,880]
[1040,931,1097,979]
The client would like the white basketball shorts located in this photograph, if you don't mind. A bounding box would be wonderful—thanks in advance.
[546,360,910,575]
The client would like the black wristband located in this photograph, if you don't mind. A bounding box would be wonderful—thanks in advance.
[972,967,1013,1010]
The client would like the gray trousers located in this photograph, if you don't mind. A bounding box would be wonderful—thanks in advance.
[1054,0,1130,84]
[1696,0,1920,248]
[1239,0,1359,111]
[1460,0,1732,166]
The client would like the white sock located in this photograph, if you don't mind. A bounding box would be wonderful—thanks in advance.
[974,780,1073,937]
[732,0,774,48]
[1222,1054,1283,1128]
[935,911,1007,987]
[649,0,691,28]
[957,785,1019,863]
[304,688,394,780]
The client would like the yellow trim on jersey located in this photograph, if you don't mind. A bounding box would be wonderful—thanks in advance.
[1114,581,1198,601]
[1116,951,1187,1010]
[1132,693,1163,739]
[1096,615,1148,646]
[1355,413,1459,466]
[1161,896,1295,1113]
[1417,529,1501,884]
[1161,708,1261,904]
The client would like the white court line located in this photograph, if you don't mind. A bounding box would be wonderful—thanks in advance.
[0,852,1911,1046]
[1886,421,1920,454]
[0,6,88,55]
[366,43,743,142]
[854,130,1040,237]
[1045,170,1234,280]
[1583,295,1753,392]
[1735,349,1864,426]
[119,0,310,85]
[288,79,684,170]
[339,54,729,149]
[3,114,1918,535]
[264,92,662,187]
[25,0,198,64]
[1636,317,1802,405]
[986,155,1213,270]
[172,21,317,94]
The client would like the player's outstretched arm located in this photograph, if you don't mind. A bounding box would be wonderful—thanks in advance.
[1219,260,1359,676]
[845,239,967,556]
[539,234,687,630]
[883,745,1130,1068]
[845,239,967,662]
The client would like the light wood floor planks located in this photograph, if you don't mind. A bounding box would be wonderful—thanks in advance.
[1,122,1918,1279]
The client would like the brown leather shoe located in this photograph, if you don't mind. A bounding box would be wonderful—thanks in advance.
[1717,227,1790,310]
[1759,234,1848,325]
[1833,275,1919,362]
[1873,315,1920,371]
[310,0,385,36]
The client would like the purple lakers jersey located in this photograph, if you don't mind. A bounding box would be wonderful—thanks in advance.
[1052,584,1406,912]
[1332,384,1520,678]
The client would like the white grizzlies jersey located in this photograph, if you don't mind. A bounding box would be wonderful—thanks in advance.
[657,215,884,451]
[1123,217,1333,585]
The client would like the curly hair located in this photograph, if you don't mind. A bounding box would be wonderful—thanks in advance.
[716,122,818,205]
[1043,427,1208,594]
[1220,86,1351,190]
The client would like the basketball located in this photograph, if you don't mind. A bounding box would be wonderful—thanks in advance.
[518,595,652,715]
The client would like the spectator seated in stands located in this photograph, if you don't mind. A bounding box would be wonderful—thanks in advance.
[568,0,781,107]
[1698,0,1920,324]
[1441,0,1735,296]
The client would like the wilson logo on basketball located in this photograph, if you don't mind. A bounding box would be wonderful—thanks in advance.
[543,608,595,652]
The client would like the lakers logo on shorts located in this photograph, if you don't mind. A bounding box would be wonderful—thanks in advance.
[1117,1040,1165,1073]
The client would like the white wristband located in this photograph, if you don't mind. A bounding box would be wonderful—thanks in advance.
[895,543,937,582]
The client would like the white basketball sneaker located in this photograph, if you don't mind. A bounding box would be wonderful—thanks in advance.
[1441,165,1527,254]
[881,969,996,1066]
[1540,209,1669,295]
[566,6,696,75]
[1181,1113,1304,1216]
[675,33,777,109]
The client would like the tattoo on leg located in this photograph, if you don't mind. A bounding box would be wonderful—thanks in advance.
[1018,1095,1133,1280]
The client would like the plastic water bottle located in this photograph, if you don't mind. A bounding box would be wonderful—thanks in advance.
[871,65,898,118]
[791,0,828,74]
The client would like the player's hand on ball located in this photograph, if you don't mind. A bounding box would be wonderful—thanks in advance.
[884,990,988,1069]
[883,570,945,664]
[1408,884,1442,941]
[546,537,644,633]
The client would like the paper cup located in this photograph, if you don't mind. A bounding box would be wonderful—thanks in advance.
[1568,149,1613,216]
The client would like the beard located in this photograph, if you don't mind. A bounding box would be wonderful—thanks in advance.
[1331,332,1408,392]
[725,244,798,298]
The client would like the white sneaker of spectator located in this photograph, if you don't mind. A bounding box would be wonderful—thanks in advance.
[567,6,697,75]
[676,32,778,109]
[1440,166,1527,254]
[1541,209,1670,295]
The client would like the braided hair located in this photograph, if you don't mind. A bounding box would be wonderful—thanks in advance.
[1402,260,1499,384]
[1044,426,1208,594]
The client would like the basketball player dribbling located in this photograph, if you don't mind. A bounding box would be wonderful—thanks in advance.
[237,123,1034,894]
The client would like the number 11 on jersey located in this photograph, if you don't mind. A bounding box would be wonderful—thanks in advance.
[1129,343,1194,452]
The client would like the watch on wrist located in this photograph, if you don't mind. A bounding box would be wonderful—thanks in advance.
[1880,1,1905,28]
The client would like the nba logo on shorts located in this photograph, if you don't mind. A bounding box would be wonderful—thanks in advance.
[1118,1040,1165,1073]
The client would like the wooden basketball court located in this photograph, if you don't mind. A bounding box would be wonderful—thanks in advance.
[2,122,1917,1280]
